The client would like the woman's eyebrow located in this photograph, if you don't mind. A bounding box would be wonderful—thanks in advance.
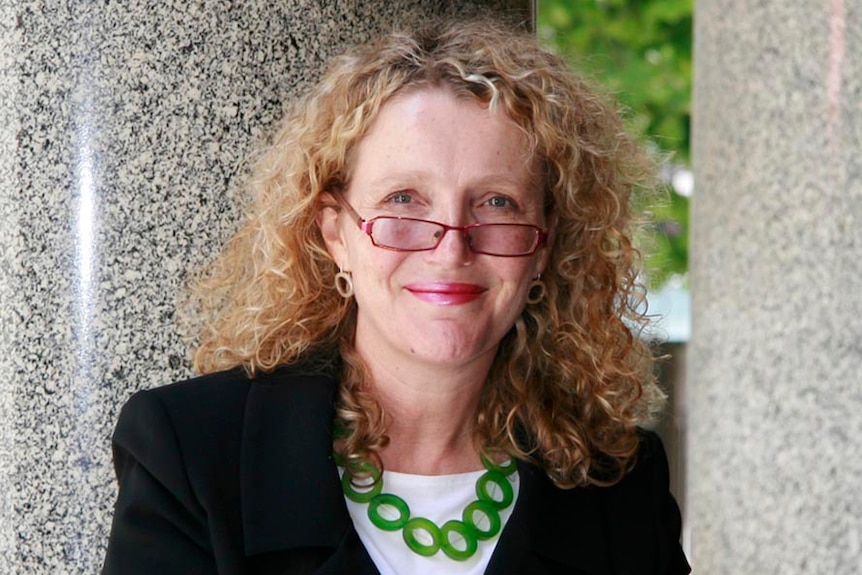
[364,171,531,191]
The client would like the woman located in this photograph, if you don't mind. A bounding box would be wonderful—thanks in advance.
[103,16,690,575]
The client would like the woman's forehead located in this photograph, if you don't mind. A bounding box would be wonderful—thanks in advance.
[348,88,536,182]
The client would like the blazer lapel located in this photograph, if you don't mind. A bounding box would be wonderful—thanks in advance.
[313,527,380,575]
[485,460,612,575]
[240,367,378,573]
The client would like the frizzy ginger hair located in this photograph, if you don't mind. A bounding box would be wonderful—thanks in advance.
[185,16,665,488]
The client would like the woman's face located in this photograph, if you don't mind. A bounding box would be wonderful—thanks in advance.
[320,88,550,374]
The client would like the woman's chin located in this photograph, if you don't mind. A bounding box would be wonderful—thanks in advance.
[400,334,500,371]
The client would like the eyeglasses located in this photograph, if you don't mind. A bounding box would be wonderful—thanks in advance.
[332,194,547,257]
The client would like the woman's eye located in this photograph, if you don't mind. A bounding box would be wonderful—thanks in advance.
[486,195,515,208]
[386,192,413,204]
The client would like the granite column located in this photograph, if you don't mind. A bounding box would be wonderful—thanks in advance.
[689,0,862,572]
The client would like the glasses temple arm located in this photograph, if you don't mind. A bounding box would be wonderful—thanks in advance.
[330,191,364,225]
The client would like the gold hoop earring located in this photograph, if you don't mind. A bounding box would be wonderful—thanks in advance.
[526,275,545,304]
[335,269,354,298]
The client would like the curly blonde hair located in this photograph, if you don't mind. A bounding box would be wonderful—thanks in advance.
[185,16,664,488]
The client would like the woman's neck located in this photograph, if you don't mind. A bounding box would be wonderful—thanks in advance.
[357,348,493,475]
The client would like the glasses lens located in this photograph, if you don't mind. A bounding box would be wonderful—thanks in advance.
[470,225,540,256]
[371,218,442,250]
[370,218,541,255]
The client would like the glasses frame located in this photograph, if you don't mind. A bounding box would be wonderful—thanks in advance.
[331,193,548,257]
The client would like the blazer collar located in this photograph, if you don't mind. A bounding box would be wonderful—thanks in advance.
[240,366,350,556]
[239,366,613,574]
[485,460,612,574]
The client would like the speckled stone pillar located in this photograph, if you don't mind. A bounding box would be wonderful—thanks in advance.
[0,2,531,572]
[690,0,862,573]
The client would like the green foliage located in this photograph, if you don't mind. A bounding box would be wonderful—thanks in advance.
[538,0,692,287]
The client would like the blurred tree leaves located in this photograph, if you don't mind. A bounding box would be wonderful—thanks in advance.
[538,0,692,287]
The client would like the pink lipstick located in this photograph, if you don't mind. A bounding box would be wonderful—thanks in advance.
[405,282,486,305]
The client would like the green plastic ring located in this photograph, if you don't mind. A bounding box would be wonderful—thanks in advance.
[480,453,517,476]
[350,461,383,482]
[463,500,501,540]
[476,470,514,509]
[368,494,410,531]
[402,517,441,556]
[440,520,479,561]
[341,472,383,503]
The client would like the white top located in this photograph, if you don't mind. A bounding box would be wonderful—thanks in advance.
[342,467,520,575]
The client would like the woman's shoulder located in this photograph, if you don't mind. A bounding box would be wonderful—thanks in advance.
[534,429,679,537]
[112,362,335,460]
[129,366,251,409]
[589,428,673,502]
[120,356,339,423]
[633,428,672,474]
[115,367,252,439]
[111,368,254,472]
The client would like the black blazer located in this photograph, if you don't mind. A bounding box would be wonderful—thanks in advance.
[102,365,690,575]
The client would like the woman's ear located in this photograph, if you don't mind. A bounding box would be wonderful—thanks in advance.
[317,193,349,267]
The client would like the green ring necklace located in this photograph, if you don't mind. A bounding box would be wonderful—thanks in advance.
[340,455,518,561]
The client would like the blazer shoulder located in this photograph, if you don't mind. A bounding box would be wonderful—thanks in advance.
[129,366,252,412]
[112,368,253,481]
[633,428,671,476]
[117,363,321,431]
[113,363,337,464]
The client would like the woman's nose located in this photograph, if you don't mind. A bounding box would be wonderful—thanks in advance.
[428,225,474,263]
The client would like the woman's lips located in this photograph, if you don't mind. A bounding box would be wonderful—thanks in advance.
[405,282,487,305]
